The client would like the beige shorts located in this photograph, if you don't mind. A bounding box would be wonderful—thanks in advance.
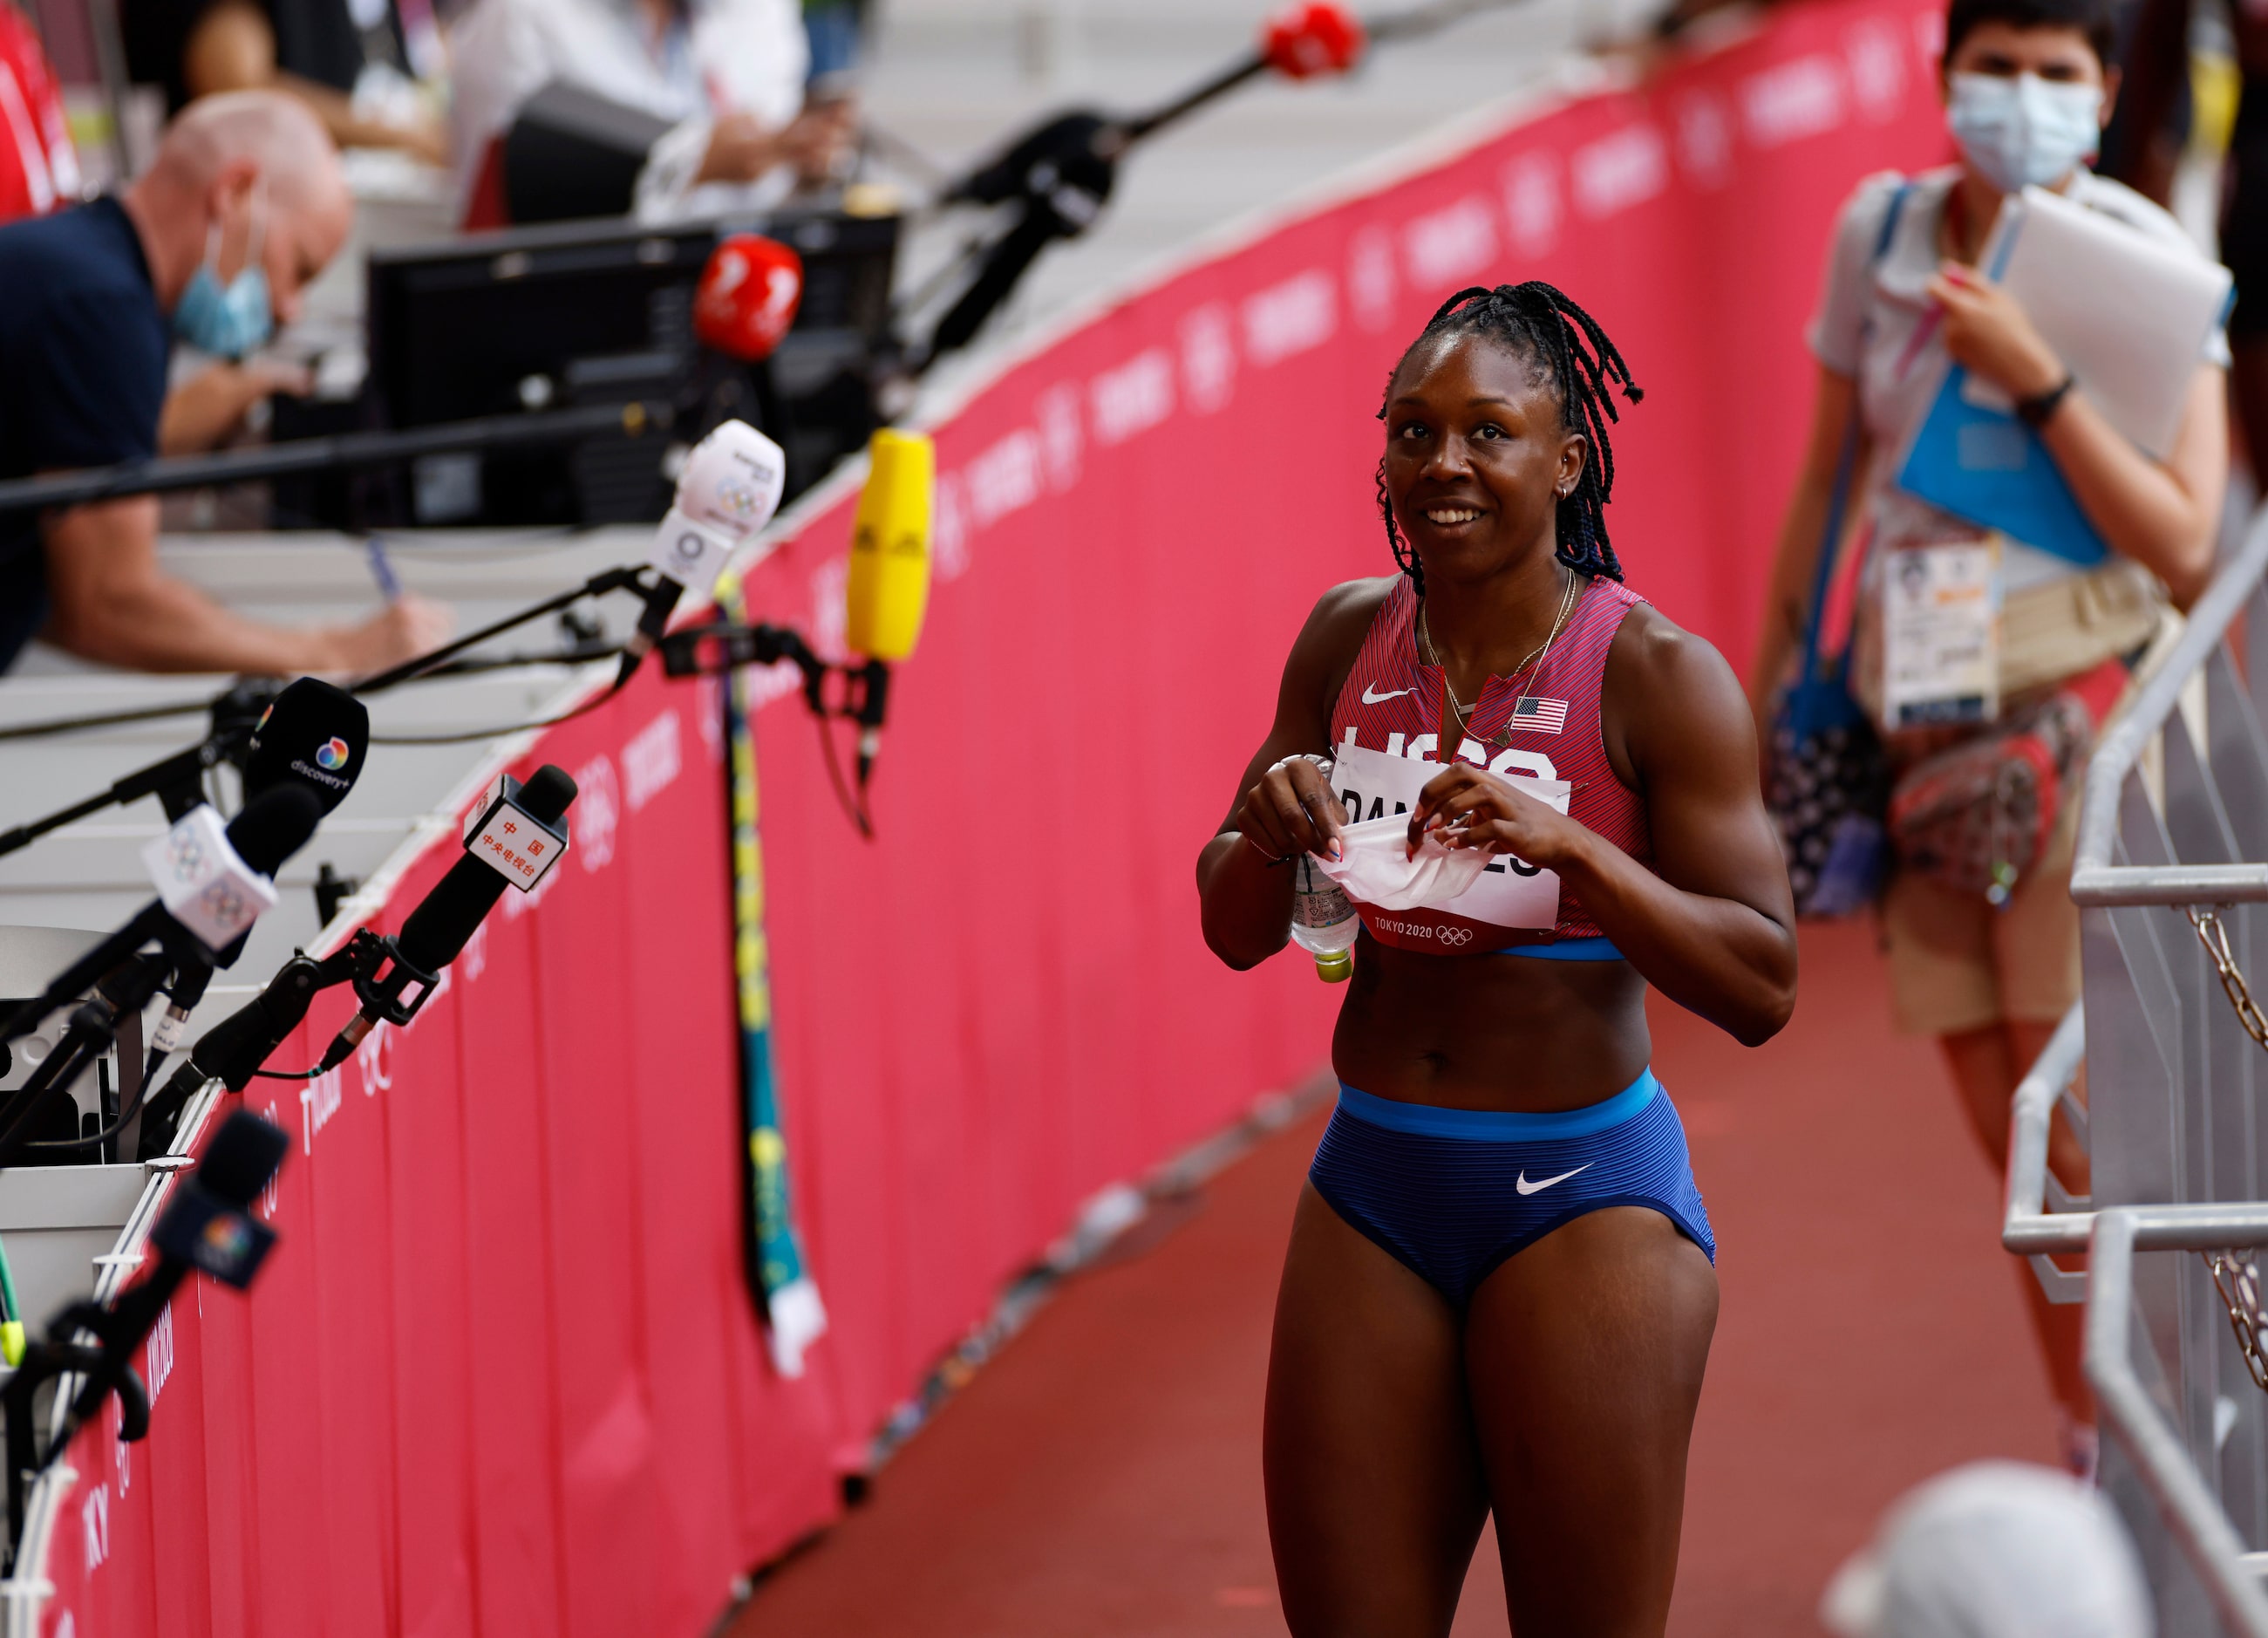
[1880,795,2082,1037]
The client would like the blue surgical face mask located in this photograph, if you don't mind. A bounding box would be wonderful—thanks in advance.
[1946,71,2105,194]
[174,187,275,360]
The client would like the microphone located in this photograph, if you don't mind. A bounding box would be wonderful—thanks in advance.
[693,235,804,364]
[315,764,577,1072]
[617,420,788,689]
[843,429,936,788]
[242,677,371,816]
[0,784,324,1047]
[140,677,374,1060]
[1263,2,1366,78]
[49,1109,285,1450]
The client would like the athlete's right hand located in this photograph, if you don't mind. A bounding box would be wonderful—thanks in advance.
[1234,755,1347,863]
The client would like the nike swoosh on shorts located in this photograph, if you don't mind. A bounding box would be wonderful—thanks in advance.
[1515,1164,1590,1196]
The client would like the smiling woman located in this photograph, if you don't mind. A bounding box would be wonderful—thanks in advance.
[1194,283,1798,1636]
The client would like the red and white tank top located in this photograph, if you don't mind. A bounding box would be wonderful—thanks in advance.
[1327,573,1653,950]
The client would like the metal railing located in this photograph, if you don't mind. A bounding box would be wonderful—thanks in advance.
[2002,509,2268,1635]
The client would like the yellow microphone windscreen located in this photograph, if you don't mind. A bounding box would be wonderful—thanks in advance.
[845,429,934,662]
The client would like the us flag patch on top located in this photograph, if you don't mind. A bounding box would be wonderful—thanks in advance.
[1510,697,1567,735]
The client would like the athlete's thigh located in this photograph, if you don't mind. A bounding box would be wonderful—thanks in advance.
[1464,1207,1718,1638]
[1265,1183,1488,1638]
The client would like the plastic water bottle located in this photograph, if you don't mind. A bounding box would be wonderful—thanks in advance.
[1291,856,1358,982]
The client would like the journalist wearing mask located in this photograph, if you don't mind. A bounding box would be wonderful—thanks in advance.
[1749,0,2230,1476]
[0,91,450,676]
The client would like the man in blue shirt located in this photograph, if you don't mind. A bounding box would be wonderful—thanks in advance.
[0,89,448,674]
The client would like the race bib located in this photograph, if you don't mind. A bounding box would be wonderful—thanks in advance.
[1330,741,1570,933]
[1883,537,2000,729]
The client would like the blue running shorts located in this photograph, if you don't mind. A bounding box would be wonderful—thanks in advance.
[1308,1068,1714,1307]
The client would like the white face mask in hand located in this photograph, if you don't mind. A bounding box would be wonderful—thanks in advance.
[1946,72,2103,194]
[1313,814,1490,912]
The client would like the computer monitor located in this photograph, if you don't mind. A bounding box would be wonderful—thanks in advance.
[361,207,899,528]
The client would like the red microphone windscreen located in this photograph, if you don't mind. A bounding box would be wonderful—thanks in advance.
[1262,1,1366,78]
[694,235,806,363]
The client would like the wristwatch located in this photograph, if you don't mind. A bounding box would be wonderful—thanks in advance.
[2015,373,2078,429]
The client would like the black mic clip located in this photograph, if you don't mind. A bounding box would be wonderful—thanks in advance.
[321,936,441,1074]
[658,619,830,714]
[847,659,890,789]
[0,1300,145,1565]
[136,928,398,1160]
[658,621,885,839]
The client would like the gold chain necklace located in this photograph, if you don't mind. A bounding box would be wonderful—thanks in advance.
[1418,567,1581,737]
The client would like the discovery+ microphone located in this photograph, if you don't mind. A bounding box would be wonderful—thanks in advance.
[145,677,374,1054]
[618,420,787,690]
[243,677,370,816]
[316,763,577,1071]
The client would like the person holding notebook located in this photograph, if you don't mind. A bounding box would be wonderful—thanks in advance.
[1748,0,2230,1478]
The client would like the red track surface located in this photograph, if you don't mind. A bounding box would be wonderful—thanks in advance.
[731,923,2060,1636]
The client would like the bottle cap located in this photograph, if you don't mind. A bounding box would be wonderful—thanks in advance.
[1314,949,1352,983]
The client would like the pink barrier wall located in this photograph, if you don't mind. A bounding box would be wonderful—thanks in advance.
[33,4,1951,1629]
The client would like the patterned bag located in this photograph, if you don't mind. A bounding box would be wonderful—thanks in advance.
[1769,694,1890,918]
[1886,659,2125,904]
[1767,182,1910,919]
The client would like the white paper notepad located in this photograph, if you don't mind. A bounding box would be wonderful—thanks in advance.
[1973,185,2232,458]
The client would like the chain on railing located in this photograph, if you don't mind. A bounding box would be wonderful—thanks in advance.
[2185,907,2268,1050]
[2206,1250,2268,1393]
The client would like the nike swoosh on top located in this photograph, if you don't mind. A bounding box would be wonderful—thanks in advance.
[1362,684,1413,704]
[1515,1164,1590,1196]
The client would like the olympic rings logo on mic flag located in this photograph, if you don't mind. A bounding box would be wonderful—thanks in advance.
[315,737,351,771]
[717,480,767,522]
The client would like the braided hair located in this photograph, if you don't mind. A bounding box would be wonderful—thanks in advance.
[1375,282,1643,590]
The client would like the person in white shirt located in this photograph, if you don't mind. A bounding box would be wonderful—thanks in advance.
[446,0,854,224]
[1750,0,2230,1480]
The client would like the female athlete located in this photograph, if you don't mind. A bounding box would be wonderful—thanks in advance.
[1196,283,1798,1636]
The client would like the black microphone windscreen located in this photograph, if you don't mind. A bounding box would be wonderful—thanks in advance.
[393,857,507,977]
[245,679,370,815]
[519,765,577,825]
[195,1109,289,1209]
[223,784,324,877]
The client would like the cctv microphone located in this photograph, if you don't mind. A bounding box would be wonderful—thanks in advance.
[1262,1,1366,78]
[617,420,788,690]
[0,784,324,1048]
[694,235,805,364]
[316,764,577,1072]
[843,429,936,788]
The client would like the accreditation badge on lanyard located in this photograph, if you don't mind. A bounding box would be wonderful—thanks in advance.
[1883,535,2001,729]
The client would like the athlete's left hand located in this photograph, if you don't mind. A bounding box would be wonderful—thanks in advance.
[1925,263,2066,402]
[1406,764,1577,866]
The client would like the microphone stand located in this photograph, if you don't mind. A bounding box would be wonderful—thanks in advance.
[658,620,884,837]
[0,401,674,522]
[132,932,399,1160]
[0,954,178,1172]
[350,564,651,694]
[907,0,1530,372]
[2,1298,142,1560]
[0,679,277,860]
[0,565,650,865]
